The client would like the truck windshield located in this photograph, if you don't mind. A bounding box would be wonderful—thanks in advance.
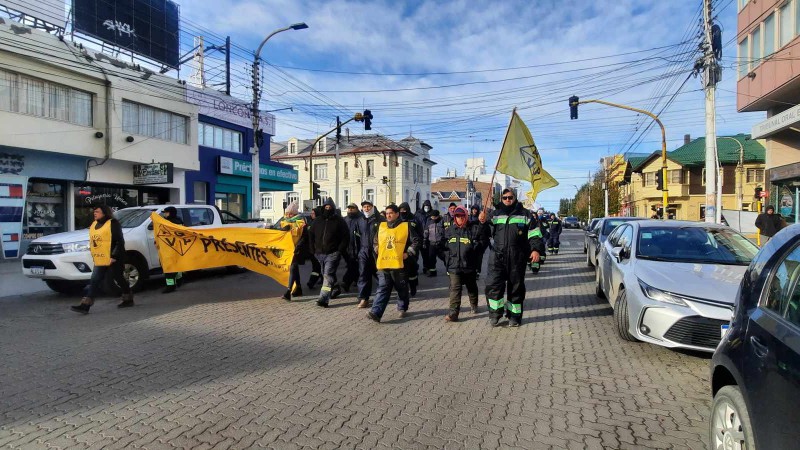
[115,209,157,228]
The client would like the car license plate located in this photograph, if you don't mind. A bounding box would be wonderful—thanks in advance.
[30,266,45,275]
[720,324,730,339]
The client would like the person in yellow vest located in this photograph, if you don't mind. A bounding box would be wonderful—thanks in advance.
[366,204,421,323]
[70,205,133,314]
[274,201,309,301]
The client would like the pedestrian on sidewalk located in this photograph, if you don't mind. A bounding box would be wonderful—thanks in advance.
[308,198,349,307]
[755,205,783,245]
[160,206,184,294]
[70,205,133,314]
[442,206,486,322]
[480,189,544,327]
[274,201,310,301]
[356,200,382,308]
[422,209,445,277]
[366,204,420,323]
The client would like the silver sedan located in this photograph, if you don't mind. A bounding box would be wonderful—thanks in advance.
[595,220,759,352]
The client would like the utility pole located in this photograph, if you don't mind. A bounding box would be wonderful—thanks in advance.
[703,0,720,223]
[335,116,341,207]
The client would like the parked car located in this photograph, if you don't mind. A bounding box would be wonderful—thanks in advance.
[22,204,265,294]
[585,217,646,266]
[595,220,759,352]
[709,224,800,449]
[583,218,601,253]
[563,216,580,229]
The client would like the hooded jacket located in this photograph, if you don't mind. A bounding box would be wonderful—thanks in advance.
[486,200,544,262]
[441,219,485,273]
[308,198,349,255]
[415,199,433,229]
[399,202,422,229]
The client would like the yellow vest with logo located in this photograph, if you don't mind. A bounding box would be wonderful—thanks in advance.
[89,220,113,266]
[286,219,305,245]
[376,222,409,270]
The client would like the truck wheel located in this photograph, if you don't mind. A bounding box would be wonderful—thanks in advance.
[123,255,149,292]
[45,280,88,295]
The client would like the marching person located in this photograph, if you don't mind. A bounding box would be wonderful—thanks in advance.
[469,205,481,223]
[479,189,544,327]
[469,204,488,278]
[366,204,421,323]
[547,212,563,255]
[274,201,309,301]
[422,209,445,277]
[306,206,323,289]
[443,202,457,229]
[341,203,363,293]
[755,205,783,246]
[308,198,349,307]
[356,200,383,308]
[70,205,134,314]
[415,199,433,273]
[537,209,549,264]
[398,202,421,296]
[160,206,184,294]
[442,206,485,322]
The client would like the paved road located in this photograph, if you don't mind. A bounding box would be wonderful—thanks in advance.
[0,230,711,449]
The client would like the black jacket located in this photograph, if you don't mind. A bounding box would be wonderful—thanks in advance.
[441,222,486,273]
[343,211,364,259]
[415,200,433,229]
[309,200,349,255]
[358,211,383,258]
[485,201,545,263]
[548,218,562,237]
[755,213,782,237]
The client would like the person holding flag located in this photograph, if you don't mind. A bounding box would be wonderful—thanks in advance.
[160,206,185,294]
[274,201,310,301]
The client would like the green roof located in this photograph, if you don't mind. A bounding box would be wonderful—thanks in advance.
[669,134,765,166]
[627,153,656,171]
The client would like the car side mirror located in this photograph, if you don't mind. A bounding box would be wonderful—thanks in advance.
[611,246,625,262]
[587,232,597,238]
[147,223,154,230]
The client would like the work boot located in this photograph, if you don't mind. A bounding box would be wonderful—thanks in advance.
[470,304,479,314]
[70,297,93,314]
[508,317,521,327]
[316,298,328,308]
[282,290,291,301]
[409,281,417,297]
[357,298,370,308]
[118,292,134,308]
[330,287,342,299]
[489,314,501,327]
[398,310,408,319]
[366,311,380,323]
[445,311,458,322]
[307,273,320,289]
[428,270,437,277]
[291,287,303,298]
[162,284,176,294]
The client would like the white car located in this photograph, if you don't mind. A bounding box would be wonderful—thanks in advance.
[22,205,264,294]
[595,220,759,352]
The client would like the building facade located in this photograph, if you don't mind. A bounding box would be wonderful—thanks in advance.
[737,0,800,223]
[267,134,436,223]
[621,135,766,221]
[0,19,197,257]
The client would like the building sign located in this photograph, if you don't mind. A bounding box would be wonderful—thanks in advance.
[1,0,66,28]
[752,103,800,139]
[72,0,180,68]
[770,162,800,182]
[186,87,276,135]
[218,156,298,184]
[133,163,173,185]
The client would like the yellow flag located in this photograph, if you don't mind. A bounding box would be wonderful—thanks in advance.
[496,110,559,199]
[150,213,295,287]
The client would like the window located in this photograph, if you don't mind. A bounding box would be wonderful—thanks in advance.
[762,244,800,325]
[405,189,410,202]
[365,188,375,205]
[644,172,656,187]
[747,168,764,183]
[752,24,762,65]
[314,164,328,180]
[123,100,188,144]
[781,1,793,48]
[404,161,410,179]
[738,0,749,12]
[185,208,214,226]
[0,68,92,126]
[198,123,242,152]
[669,169,683,185]
[319,191,329,203]
[261,193,273,210]
[286,192,299,206]
[765,13,776,56]
[366,160,375,177]
[193,181,207,204]
[701,168,706,186]
[344,162,349,179]
[343,189,350,207]
[426,168,430,184]
[316,139,326,153]
[738,37,749,78]
[289,142,296,154]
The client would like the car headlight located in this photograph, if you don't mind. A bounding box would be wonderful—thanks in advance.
[62,240,90,253]
[638,279,689,307]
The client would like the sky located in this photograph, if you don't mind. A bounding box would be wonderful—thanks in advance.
[176,0,758,210]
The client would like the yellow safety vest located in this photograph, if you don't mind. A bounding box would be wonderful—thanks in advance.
[376,222,409,270]
[89,220,113,266]
[286,219,305,245]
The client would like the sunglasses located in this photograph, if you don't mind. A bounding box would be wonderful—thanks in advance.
[502,196,514,200]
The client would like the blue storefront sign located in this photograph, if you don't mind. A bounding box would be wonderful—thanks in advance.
[218,156,298,184]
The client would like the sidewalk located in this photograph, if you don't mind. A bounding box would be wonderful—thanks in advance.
[0,259,50,299]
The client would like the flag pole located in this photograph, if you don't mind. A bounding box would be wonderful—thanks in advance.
[484,108,517,212]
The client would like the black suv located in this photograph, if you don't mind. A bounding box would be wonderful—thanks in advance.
[709,224,800,449]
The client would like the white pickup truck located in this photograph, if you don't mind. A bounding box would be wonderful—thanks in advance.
[21,204,265,294]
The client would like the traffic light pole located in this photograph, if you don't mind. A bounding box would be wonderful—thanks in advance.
[574,99,669,218]
[307,115,360,202]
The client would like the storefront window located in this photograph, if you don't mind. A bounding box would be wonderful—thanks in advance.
[23,179,66,244]
[215,192,244,217]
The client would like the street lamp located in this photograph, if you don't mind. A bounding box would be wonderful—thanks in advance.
[250,22,308,219]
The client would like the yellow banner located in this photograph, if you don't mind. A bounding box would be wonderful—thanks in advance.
[150,213,294,287]
[496,110,559,199]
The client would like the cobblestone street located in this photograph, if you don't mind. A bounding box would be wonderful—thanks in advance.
[0,230,711,449]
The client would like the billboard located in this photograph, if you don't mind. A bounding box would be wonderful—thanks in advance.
[186,86,276,135]
[1,0,66,27]
[72,0,180,68]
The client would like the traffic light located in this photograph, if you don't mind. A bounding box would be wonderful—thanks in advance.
[363,109,373,130]
[569,95,579,120]
[312,182,321,200]
[754,186,762,200]
[655,170,664,191]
